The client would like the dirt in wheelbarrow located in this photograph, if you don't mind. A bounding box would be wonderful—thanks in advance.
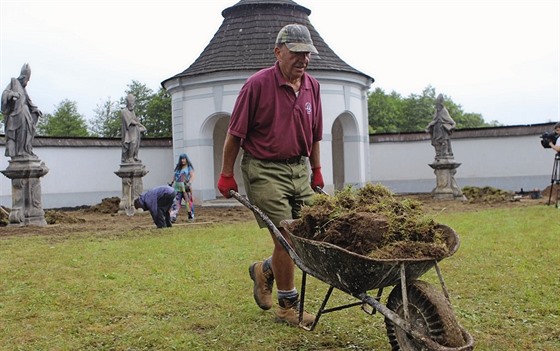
[0,185,545,238]
[284,184,545,260]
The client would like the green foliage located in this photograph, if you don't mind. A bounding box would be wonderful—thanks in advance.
[90,97,121,137]
[368,85,501,133]
[400,86,438,132]
[144,87,172,138]
[368,87,405,133]
[90,81,171,138]
[36,99,89,137]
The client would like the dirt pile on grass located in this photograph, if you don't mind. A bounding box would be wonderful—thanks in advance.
[45,210,86,225]
[462,186,514,203]
[286,184,450,260]
[0,206,10,226]
[85,197,120,214]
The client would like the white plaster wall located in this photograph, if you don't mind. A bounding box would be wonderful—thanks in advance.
[315,72,373,191]
[1,145,173,209]
[166,75,247,203]
[370,134,554,193]
[165,70,373,201]
[2,132,554,209]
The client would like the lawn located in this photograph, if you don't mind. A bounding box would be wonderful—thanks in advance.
[0,205,558,350]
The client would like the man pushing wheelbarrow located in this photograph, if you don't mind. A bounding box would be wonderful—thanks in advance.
[217,23,324,328]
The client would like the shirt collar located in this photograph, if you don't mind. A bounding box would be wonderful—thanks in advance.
[274,61,310,90]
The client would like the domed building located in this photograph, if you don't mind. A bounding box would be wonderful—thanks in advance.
[162,0,374,201]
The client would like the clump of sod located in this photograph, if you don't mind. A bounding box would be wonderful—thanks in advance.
[287,183,450,259]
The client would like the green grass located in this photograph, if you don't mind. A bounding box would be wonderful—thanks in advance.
[0,205,559,350]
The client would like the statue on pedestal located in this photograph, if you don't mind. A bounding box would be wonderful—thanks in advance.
[425,94,465,200]
[1,63,49,226]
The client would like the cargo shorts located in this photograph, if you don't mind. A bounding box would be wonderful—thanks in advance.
[241,153,315,229]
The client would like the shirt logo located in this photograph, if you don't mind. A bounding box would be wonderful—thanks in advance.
[305,102,312,115]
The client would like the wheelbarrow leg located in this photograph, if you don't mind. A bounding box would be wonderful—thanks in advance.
[299,271,334,331]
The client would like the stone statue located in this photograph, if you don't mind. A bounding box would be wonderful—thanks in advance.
[1,63,43,159]
[121,94,146,163]
[426,94,456,158]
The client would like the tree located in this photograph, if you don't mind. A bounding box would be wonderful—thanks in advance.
[144,87,172,137]
[89,81,172,138]
[90,97,121,137]
[367,85,498,133]
[368,88,404,133]
[400,86,437,132]
[36,99,89,137]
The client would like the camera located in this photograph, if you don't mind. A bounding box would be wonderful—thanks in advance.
[540,131,559,149]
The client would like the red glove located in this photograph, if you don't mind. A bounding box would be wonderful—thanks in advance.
[217,173,238,198]
[311,166,324,190]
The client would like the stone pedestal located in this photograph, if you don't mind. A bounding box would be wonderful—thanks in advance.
[1,157,49,226]
[429,158,466,200]
[114,162,148,214]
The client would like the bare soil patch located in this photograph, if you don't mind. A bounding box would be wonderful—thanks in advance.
[0,187,549,239]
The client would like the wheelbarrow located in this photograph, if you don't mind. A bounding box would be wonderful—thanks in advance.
[231,190,475,351]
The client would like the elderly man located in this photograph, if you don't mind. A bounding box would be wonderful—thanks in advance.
[217,23,324,327]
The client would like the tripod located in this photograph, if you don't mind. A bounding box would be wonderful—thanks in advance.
[547,153,560,207]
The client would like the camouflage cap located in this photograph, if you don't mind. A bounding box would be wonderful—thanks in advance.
[275,24,318,54]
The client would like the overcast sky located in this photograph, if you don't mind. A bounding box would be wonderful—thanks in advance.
[1,0,558,127]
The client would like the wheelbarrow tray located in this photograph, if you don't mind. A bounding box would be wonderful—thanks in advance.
[281,220,460,296]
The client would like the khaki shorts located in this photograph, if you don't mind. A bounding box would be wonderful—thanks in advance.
[241,153,315,229]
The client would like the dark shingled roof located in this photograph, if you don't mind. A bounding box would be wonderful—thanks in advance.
[162,0,373,84]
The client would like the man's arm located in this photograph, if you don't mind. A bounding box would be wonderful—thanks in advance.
[309,141,321,169]
[220,133,241,176]
[309,141,324,189]
[217,133,241,197]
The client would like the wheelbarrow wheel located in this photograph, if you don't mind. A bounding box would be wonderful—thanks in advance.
[385,280,465,351]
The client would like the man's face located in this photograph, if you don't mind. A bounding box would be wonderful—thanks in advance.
[275,44,310,82]
[555,127,560,135]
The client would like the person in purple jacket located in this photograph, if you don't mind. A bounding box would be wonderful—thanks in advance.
[133,185,175,228]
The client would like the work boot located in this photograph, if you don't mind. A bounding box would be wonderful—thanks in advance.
[249,261,274,310]
[275,298,315,328]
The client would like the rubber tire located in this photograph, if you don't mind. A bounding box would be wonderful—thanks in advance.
[385,280,465,351]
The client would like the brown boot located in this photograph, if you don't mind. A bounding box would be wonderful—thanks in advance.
[275,298,315,328]
[249,261,274,310]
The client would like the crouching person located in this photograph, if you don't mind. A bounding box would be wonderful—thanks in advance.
[134,185,176,228]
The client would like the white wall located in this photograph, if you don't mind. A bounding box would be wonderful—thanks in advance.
[370,129,555,193]
[1,124,556,208]
[1,142,173,209]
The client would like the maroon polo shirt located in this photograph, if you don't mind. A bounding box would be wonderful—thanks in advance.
[228,62,323,160]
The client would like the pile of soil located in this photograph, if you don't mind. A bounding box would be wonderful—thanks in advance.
[44,210,86,225]
[0,206,10,226]
[286,184,450,260]
[462,186,515,203]
[85,197,121,214]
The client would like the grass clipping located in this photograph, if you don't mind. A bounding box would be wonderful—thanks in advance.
[286,184,450,260]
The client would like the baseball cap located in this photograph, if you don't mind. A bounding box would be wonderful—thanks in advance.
[275,24,318,54]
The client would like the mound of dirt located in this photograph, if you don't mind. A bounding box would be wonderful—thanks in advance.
[85,197,120,214]
[0,206,10,226]
[462,186,515,203]
[286,184,449,260]
[45,210,86,225]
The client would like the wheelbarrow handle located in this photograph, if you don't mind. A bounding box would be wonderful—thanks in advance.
[229,190,302,263]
